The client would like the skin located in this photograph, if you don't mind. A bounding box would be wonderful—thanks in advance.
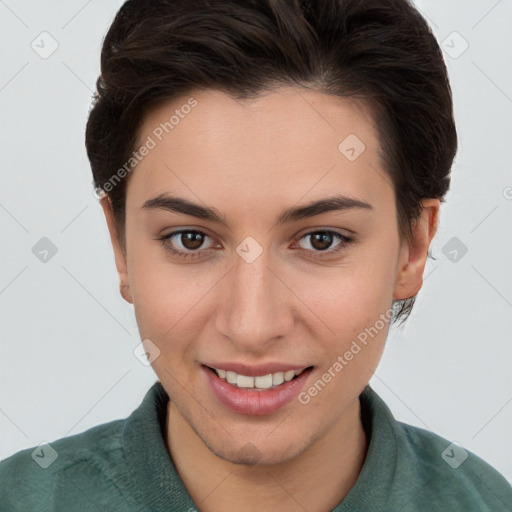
[101,86,439,511]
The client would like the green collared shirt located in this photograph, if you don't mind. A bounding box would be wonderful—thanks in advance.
[1,381,510,511]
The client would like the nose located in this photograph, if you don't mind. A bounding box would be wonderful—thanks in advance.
[214,248,295,354]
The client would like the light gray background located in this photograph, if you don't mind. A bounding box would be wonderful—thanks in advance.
[1,0,511,483]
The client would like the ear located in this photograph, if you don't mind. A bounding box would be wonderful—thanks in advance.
[100,196,133,304]
[393,198,440,300]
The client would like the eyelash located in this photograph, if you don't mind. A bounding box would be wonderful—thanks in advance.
[157,229,353,260]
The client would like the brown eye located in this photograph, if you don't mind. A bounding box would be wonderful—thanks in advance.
[158,229,215,259]
[309,232,334,251]
[180,231,205,250]
[297,230,353,257]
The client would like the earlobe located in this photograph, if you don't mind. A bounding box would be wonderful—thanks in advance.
[100,196,133,304]
[393,199,440,301]
[120,282,133,304]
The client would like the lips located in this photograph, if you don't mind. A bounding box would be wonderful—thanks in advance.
[202,364,313,416]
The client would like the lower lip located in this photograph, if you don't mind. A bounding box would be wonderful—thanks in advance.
[203,366,312,416]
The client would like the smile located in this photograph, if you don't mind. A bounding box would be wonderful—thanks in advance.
[203,364,314,415]
[209,367,307,390]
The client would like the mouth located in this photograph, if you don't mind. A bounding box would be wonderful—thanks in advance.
[202,364,314,416]
[204,365,312,390]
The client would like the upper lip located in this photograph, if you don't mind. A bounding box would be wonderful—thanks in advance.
[203,362,312,376]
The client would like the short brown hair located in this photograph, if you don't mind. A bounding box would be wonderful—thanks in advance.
[85,0,457,324]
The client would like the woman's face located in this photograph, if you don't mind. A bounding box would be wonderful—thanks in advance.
[103,86,434,465]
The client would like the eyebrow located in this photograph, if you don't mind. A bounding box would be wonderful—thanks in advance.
[142,193,373,227]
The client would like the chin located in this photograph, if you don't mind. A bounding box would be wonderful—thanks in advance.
[203,432,312,467]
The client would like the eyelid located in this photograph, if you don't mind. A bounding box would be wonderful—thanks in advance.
[294,229,353,257]
[158,229,217,255]
[157,227,354,259]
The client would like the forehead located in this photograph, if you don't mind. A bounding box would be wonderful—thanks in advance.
[128,87,392,217]
[140,86,380,152]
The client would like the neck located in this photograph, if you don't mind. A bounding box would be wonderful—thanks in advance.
[166,398,368,512]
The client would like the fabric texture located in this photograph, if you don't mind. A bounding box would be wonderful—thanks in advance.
[1,380,510,511]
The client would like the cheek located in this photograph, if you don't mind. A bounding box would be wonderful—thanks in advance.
[293,237,398,375]
[127,242,185,338]
[127,243,218,351]
[129,263,202,387]
[299,243,398,329]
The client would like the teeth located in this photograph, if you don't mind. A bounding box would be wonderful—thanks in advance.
[254,374,273,389]
[272,372,284,386]
[236,375,254,388]
[284,370,295,382]
[225,371,237,384]
[213,367,306,390]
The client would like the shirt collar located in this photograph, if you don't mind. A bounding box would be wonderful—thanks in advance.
[332,385,400,511]
[122,380,400,511]
[122,380,198,511]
